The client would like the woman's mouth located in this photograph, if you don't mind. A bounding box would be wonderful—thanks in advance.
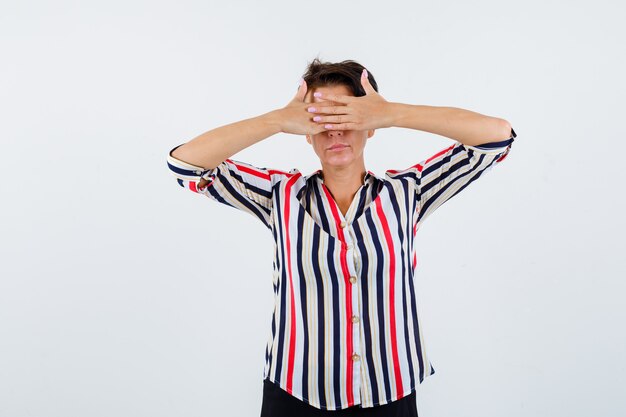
[328,144,349,151]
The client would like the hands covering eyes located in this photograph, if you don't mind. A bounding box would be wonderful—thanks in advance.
[273,69,394,136]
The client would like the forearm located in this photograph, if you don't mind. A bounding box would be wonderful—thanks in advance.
[171,110,282,169]
[386,102,512,147]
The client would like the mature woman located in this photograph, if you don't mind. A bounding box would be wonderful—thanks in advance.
[166,58,517,417]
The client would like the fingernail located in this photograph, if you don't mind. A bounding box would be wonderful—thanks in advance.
[314,92,322,98]
[363,69,368,77]
[324,124,333,129]
[307,107,316,112]
[313,116,321,121]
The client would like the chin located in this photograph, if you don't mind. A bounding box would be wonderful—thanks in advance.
[324,156,354,166]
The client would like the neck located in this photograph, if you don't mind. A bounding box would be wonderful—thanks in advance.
[319,162,367,201]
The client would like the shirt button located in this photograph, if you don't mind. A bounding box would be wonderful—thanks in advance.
[349,276,357,284]
[352,353,360,362]
[340,221,347,228]
[351,315,360,323]
[195,170,202,175]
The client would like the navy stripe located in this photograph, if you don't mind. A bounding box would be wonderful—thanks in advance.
[473,137,513,149]
[214,170,271,228]
[295,205,309,399]
[226,165,273,200]
[446,151,504,202]
[166,128,516,410]
[354,185,369,219]
[328,237,342,407]
[273,185,287,382]
[206,184,235,208]
[424,144,466,173]
[419,155,470,197]
[166,161,209,178]
[365,207,392,401]
[387,178,416,390]
[313,179,331,232]
[353,220,380,405]
[417,152,487,224]
[311,220,327,409]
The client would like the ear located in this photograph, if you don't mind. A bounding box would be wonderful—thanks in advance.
[304,90,313,104]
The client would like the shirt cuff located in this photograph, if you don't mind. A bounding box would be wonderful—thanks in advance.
[166,144,216,182]
[466,127,516,153]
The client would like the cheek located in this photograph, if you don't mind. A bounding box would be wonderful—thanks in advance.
[311,141,324,155]
[353,141,367,155]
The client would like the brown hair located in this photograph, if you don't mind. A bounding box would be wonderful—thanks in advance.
[301,57,379,97]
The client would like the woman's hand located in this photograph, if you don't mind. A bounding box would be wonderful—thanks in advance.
[271,79,336,136]
[309,69,394,131]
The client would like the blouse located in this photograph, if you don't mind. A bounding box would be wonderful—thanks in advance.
[165,127,517,410]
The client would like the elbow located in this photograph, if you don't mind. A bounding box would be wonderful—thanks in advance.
[498,119,513,140]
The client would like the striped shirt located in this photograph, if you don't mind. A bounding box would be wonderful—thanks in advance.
[166,127,517,410]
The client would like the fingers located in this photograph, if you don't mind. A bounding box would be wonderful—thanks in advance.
[305,101,346,113]
[321,122,357,130]
[361,68,376,95]
[313,124,329,135]
[311,114,350,124]
[294,78,307,102]
[307,104,352,115]
[313,92,354,104]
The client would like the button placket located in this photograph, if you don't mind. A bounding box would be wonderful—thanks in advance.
[344,224,362,396]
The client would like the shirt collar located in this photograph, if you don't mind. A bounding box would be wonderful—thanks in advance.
[307,169,378,186]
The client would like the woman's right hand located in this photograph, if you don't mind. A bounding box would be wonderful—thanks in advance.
[271,80,335,136]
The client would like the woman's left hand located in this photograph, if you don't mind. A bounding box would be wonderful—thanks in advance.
[308,69,395,131]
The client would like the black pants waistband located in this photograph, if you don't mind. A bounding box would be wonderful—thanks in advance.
[260,378,418,417]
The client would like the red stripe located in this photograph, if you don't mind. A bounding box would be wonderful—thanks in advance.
[387,143,458,174]
[189,181,198,193]
[226,159,297,180]
[496,150,509,162]
[423,143,456,165]
[321,183,355,407]
[374,198,404,398]
[386,163,422,175]
[269,169,296,176]
[228,159,272,180]
[284,173,301,394]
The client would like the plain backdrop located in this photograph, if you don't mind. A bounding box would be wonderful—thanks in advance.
[1,1,625,416]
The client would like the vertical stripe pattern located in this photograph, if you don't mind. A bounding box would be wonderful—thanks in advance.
[166,128,517,410]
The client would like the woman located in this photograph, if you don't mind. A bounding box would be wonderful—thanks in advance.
[166,58,517,417]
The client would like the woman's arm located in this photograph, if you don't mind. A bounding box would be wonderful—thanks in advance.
[308,73,512,146]
[386,103,513,146]
[171,80,331,189]
[171,112,282,171]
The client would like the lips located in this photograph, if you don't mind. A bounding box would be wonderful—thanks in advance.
[328,144,349,150]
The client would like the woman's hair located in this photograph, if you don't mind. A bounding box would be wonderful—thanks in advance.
[301,57,379,97]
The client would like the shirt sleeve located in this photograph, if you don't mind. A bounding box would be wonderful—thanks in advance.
[166,143,286,229]
[387,127,517,227]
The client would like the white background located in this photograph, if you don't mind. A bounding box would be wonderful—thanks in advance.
[1,1,625,416]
